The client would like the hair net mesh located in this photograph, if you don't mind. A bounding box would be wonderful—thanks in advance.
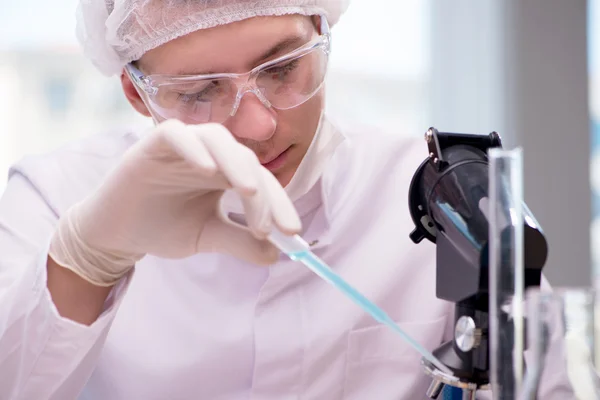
[76,0,350,76]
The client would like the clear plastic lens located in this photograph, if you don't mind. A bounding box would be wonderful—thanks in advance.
[150,79,237,123]
[145,45,328,123]
[256,48,327,109]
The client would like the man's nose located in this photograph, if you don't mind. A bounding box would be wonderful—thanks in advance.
[226,92,277,142]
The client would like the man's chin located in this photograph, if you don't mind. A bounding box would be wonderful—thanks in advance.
[272,167,296,188]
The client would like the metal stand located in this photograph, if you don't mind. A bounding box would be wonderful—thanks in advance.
[408,129,548,400]
[422,358,490,400]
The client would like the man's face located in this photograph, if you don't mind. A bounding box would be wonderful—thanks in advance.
[131,15,324,187]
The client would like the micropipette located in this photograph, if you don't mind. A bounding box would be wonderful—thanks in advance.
[267,228,454,376]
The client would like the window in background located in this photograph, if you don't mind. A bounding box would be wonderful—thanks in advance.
[44,76,73,116]
[590,0,600,275]
[0,0,149,194]
[0,0,432,193]
[326,0,431,136]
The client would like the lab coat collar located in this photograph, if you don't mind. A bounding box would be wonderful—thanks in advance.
[284,113,345,207]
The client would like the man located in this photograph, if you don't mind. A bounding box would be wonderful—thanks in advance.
[0,1,575,399]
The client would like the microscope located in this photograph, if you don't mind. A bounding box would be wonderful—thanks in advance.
[407,128,549,399]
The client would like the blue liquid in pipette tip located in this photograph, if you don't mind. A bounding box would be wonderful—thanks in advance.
[288,250,453,376]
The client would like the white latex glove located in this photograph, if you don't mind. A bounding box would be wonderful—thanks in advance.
[49,119,301,286]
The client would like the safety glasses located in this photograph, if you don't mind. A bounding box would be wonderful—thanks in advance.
[126,16,331,124]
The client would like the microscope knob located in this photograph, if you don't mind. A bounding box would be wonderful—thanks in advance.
[454,316,482,352]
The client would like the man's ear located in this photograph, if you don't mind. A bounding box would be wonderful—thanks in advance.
[120,69,152,117]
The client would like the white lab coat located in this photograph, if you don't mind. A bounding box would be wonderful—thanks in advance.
[0,115,574,399]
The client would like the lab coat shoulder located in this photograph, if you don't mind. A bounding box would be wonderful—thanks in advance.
[326,122,426,174]
[8,130,140,216]
[320,120,446,314]
[321,122,427,225]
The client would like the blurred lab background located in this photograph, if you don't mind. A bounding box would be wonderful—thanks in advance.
[0,0,597,287]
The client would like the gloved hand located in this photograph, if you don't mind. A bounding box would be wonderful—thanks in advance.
[49,119,301,287]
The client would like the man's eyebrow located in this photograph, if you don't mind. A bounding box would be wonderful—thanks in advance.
[251,35,306,67]
[170,66,216,76]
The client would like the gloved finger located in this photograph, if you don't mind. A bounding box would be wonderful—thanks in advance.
[215,190,272,240]
[199,214,280,266]
[258,167,302,235]
[193,123,260,196]
[239,175,273,239]
[155,119,218,174]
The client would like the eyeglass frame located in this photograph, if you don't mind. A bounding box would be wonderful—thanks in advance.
[125,15,331,119]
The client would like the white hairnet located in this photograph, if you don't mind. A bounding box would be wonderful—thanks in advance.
[76,0,350,77]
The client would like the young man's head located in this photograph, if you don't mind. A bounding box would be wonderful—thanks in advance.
[76,1,349,186]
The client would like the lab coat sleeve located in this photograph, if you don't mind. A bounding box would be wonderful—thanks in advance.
[0,171,132,399]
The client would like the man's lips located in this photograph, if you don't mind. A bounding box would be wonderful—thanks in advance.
[260,147,291,171]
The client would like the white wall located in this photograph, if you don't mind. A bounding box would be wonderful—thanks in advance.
[325,0,432,135]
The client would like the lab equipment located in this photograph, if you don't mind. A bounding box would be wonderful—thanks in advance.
[407,128,548,399]
[520,287,600,400]
[76,0,350,76]
[488,147,525,399]
[518,288,551,400]
[267,228,455,376]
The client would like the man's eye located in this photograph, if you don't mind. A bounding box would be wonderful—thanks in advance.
[176,82,219,101]
[266,59,300,79]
